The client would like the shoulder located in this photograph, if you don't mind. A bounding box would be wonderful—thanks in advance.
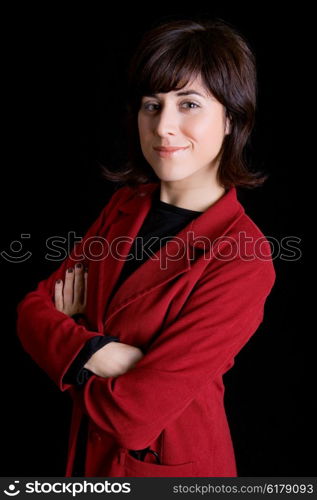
[200,191,276,295]
[107,182,158,205]
[235,211,273,259]
[98,184,137,218]
[225,210,276,290]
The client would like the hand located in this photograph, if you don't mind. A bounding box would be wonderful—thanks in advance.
[84,341,144,378]
[54,263,87,316]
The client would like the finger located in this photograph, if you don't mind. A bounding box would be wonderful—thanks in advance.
[64,267,75,306]
[74,263,85,305]
[83,269,88,307]
[54,279,64,311]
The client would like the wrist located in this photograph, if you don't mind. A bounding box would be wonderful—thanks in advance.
[71,313,86,321]
[83,341,119,377]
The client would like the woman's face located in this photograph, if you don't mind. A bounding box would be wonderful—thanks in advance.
[137,73,231,184]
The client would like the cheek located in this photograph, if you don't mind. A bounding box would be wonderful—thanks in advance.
[137,114,142,136]
[185,115,209,137]
[190,115,225,145]
[137,116,151,144]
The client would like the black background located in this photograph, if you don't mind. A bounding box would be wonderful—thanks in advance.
[2,5,313,477]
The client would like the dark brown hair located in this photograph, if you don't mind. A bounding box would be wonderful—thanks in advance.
[101,17,268,189]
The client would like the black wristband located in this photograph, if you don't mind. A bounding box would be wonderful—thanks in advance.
[71,313,86,321]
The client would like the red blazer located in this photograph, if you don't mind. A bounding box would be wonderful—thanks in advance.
[16,182,276,477]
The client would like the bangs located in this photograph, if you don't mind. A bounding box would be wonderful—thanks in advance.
[141,53,201,96]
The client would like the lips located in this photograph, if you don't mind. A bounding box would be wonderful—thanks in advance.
[153,146,189,152]
[153,146,189,158]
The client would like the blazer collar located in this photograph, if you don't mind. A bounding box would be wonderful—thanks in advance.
[116,182,244,251]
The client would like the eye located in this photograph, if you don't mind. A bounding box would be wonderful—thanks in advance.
[142,102,159,112]
[182,101,200,109]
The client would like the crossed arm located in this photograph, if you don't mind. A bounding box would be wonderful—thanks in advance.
[54,263,144,380]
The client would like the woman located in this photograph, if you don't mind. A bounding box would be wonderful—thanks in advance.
[16,18,276,477]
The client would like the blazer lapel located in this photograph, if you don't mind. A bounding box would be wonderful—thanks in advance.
[104,224,193,327]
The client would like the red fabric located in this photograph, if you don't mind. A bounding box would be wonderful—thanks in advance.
[16,182,275,477]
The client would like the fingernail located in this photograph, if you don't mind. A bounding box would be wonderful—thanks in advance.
[84,266,88,272]
[76,263,82,269]
[56,279,62,284]
[67,267,73,273]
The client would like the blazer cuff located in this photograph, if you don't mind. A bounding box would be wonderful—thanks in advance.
[63,334,120,386]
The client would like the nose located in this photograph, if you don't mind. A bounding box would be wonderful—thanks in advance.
[154,103,179,137]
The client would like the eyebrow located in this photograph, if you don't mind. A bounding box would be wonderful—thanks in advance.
[144,89,206,98]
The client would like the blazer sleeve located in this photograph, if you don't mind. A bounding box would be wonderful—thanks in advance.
[81,245,276,450]
[16,186,128,392]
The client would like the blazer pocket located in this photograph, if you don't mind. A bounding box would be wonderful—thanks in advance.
[123,450,194,477]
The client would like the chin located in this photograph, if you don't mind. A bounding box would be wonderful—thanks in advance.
[153,172,189,182]
[151,165,192,182]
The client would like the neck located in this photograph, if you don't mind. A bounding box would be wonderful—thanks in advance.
[159,180,226,212]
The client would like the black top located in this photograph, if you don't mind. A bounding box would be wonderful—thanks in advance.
[66,188,203,476]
